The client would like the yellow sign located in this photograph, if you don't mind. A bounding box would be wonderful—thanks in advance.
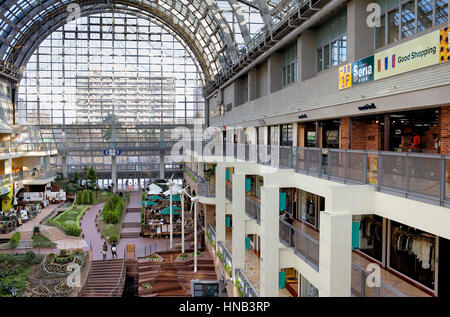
[440,26,449,63]
[374,30,440,80]
[338,63,352,90]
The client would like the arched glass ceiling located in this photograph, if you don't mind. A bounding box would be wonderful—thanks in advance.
[0,0,299,80]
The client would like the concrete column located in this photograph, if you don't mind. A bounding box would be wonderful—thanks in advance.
[248,68,258,101]
[347,0,375,61]
[111,125,117,193]
[292,122,299,147]
[215,164,227,245]
[61,156,68,179]
[160,127,165,179]
[298,30,317,81]
[259,185,280,297]
[5,158,12,182]
[231,172,246,277]
[45,156,51,171]
[268,53,283,93]
[318,211,352,297]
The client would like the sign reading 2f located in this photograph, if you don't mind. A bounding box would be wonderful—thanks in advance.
[339,64,352,90]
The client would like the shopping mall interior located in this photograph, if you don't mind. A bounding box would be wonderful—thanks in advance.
[0,0,449,299]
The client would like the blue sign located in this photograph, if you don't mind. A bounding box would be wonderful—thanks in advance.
[104,148,121,157]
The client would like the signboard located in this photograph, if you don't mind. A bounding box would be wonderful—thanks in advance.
[440,26,449,63]
[339,27,448,89]
[45,190,66,201]
[103,148,121,157]
[338,64,352,90]
[352,56,375,85]
[374,30,440,80]
[0,185,10,196]
[23,192,44,201]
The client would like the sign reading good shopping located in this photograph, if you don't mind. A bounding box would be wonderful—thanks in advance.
[339,27,447,90]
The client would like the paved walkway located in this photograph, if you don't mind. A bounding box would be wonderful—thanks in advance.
[0,204,59,240]
[81,192,188,261]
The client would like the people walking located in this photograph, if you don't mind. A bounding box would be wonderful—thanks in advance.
[111,242,117,259]
[102,241,108,260]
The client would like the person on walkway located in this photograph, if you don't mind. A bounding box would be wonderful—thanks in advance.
[111,242,117,259]
[102,242,108,260]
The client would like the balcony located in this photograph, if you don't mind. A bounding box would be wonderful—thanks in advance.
[279,219,320,271]
[245,196,261,224]
[22,168,57,184]
[235,268,259,297]
[0,172,23,186]
[190,143,450,207]
[197,182,216,198]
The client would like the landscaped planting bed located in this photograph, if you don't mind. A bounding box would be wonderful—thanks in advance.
[46,205,89,237]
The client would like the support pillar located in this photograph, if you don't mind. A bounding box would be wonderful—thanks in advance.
[232,172,246,277]
[160,128,165,179]
[260,185,280,297]
[318,211,352,297]
[111,125,117,193]
[61,156,68,179]
[215,164,226,245]
[5,158,12,182]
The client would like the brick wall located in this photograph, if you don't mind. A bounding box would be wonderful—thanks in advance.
[340,118,350,150]
[351,119,381,151]
[441,106,450,155]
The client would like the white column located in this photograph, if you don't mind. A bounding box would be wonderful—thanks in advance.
[232,172,246,276]
[318,211,352,297]
[260,185,280,297]
[5,158,12,182]
[215,164,226,245]
[61,156,68,179]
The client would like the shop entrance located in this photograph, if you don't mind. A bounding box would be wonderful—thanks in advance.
[388,108,440,153]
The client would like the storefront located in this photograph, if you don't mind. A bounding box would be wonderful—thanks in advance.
[280,268,319,297]
[0,184,13,211]
[320,119,340,149]
[352,215,448,296]
[297,189,324,230]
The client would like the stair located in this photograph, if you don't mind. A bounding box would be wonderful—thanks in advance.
[120,227,140,239]
[40,226,67,242]
[79,259,125,297]
[16,239,33,249]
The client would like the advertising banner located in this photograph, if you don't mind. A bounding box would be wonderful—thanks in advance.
[440,26,449,63]
[352,55,375,85]
[338,64,352,90]
[23,192,44,201]
[374,30,440,80]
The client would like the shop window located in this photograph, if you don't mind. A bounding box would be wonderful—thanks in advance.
[280,124,293,146]
[376,0,448,49]
[316,9,347,72]
[354,215,384,262]
[282,43,298,87]
[390,220,436,291]
[298,190,324,229]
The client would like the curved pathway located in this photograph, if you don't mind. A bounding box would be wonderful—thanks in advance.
[81,192,183,261]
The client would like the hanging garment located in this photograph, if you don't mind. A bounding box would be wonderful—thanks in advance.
[420,240,433,270]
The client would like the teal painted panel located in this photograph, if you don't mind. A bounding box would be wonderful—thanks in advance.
[279,192,287,211]
[213,165,216,173]
[279,272,286,289]
[352,222,360,249]
[226,170,230,181]
[245,178,251,192]
[226,216,231,227]
[245,237,251,250]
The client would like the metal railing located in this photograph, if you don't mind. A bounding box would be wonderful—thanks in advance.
[22,168,57,181]
[188,143,450,207]
[217,240,232,271]
[207,224,216,245]
[197,182,216,198]
[0,142,58,153]
[245,196,261,224]
[351,263,407,297]
[183,164,207,184]
[109,248,126,297]
[279,219,319,271]
[234,268,259,297]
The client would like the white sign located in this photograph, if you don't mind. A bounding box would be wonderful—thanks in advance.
[0,186,9,196]
[23,192,44,201]
[45,190,66,201]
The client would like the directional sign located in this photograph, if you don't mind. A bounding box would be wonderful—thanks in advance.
[104,148,121,157]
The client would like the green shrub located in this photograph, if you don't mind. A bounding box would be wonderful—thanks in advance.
[101,195,124,224]
[75,191,82,205]
[10,232,20,249]
[88,190,94,205]
[142,192,146,201]
[109,234,118,244]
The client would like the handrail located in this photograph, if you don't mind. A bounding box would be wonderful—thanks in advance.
[235,268,259,297]
[109,248,126,297]
[188,142,449,207]
[74,242,93,297]
[351,263,407,297]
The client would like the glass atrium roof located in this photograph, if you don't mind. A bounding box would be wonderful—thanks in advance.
[0,0,299,80]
